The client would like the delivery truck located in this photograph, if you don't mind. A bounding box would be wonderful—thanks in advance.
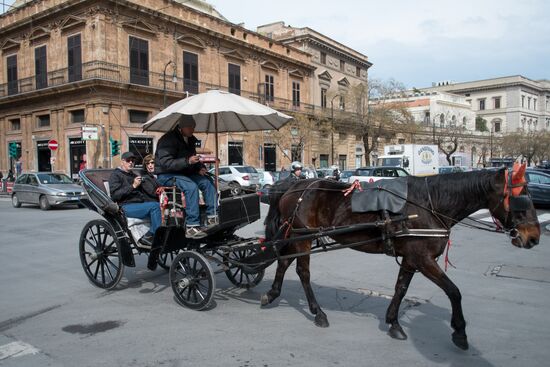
[377,144,439,176]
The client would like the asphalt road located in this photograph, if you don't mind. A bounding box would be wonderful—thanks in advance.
[0,198,549,367]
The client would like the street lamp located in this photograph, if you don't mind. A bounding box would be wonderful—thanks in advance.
[330,94,341,166]
[163,60,177,109]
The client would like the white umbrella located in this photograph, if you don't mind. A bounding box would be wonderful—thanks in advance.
[142,89,293,133]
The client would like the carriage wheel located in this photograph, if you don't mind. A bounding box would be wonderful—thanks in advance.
[157,250,179,271]
[79,219,124,290]
[169,251,215,310]
[225,248,265,289]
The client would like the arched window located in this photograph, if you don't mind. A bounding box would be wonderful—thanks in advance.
[440,114,445,128]
[451,115,456,127]
[462,117,467,127]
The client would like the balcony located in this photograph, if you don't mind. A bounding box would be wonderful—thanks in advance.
[0,60,320,116]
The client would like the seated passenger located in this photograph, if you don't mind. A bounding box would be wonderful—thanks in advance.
[140,154,162,202]
[108,151,161,249]
[155,117,218,239]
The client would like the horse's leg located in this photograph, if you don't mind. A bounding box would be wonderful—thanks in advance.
[295,248,329,327]
[260,252,295,307]
[386,263,415,340]
[418,258,468,350]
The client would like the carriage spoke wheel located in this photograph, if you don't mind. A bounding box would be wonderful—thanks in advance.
[169,251,215,310]
[225,248,265,289]
[158,250,179,271]
[79,219,123,290]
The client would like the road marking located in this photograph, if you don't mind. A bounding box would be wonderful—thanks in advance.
[479,213,550,223]
[471,209,489,216]
[0,341,40,360]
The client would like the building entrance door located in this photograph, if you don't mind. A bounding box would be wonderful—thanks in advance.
[228,142,243,165]
[36,140,51,172]
[69,138,86,180]
[264,144,276,171]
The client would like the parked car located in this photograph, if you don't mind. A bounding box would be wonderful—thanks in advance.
[256,168,275,189]
[525,169,550,206]
[11,172,87,210]
[278,166,318,181]
[348,166,409,183]
[339,170,354,183]
[438,166,464,174]
[210,165,260,193]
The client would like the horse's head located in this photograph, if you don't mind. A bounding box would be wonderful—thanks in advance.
[488,163,540,249]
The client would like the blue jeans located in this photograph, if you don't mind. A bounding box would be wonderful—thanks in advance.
[122,202,161,234]
[158,174,217,226]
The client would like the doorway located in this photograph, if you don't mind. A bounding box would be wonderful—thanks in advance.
[264,144,276,171]
[36,140,51,172]
[228,141,243,165]
[69,138,86,180]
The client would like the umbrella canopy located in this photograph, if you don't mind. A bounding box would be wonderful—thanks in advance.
[142,89,293,133]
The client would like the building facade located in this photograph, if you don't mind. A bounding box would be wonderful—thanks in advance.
[423,76,550,134]
[0,0,317,177]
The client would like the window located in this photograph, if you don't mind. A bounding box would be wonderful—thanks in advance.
[183,51,199,95]
[9,118,21,131]
[439,114,445,128]
[129,110,150,123]
[462,117,467,127]
[35,45,47,89]
[356,66,361,77]
[494,97,501,109]
[340,60,345,72]
[527,97,531,109]
[7,55,18,95]
[339,95,345,110]
[451,115,456,127]
[321,88,327,108]
[522,95,525,107]
[70,109,85,123]
[479,99,485,110]
[264,74,274,102]
[129,37,149,86]
[534,98,537,110]
[228,63,241,95]
[228,141,243,165]
[494,121,501,132]
[291,144,302,162]
[292,81,300,107]
[320,52,326,64]
[67,34,82,82]
[37,114,50,128]
[398,138,406,144]
[424,112,431,125]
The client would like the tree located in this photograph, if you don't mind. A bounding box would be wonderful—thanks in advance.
[501,130,550,165]
[475,116,488,132]
[344,78,415,166]
[434,112,472,165]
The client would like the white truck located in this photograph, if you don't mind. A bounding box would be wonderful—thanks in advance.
[377,144,439,176]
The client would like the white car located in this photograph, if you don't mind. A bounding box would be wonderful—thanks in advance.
[210,165,261,192]
[348,166,409,183]
[256,169,275,188]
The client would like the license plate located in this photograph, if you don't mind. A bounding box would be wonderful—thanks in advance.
[70,197,78,200]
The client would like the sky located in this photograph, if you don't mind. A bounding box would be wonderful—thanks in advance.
[2,0,548,88]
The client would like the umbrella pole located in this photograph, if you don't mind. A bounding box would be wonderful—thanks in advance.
[214,113,220,209]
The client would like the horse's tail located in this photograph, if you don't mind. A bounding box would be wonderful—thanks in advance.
[265,179,294,241]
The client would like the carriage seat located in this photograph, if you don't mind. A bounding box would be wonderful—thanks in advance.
[351,177,408,214]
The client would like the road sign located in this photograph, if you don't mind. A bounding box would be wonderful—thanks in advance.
[82,126,99,140]
[48,140,58,150]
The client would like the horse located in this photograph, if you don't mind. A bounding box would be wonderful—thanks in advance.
[256,163,540,350]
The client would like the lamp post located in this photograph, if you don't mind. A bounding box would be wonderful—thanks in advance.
[489,123,494,164]
[163,60,176,109]
[330,94,340,166]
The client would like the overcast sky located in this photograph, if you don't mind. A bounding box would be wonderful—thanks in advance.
[2,0,548,88]
[207,0,549,88]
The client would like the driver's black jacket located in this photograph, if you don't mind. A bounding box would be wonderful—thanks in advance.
[154,129,201,176]
[108,168,147,204]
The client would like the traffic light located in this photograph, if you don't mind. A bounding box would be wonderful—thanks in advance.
[110,138,120,157]
[8,142,18,159]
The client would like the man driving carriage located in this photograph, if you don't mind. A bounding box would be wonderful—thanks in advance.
[108,151,162,249]
[155,117,218,239]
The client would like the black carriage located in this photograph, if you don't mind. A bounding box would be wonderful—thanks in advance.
[78,169,265,310]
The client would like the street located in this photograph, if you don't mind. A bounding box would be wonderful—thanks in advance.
[1,198,549,367]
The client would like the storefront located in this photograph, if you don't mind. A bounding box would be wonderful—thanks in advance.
[36,140,51,172]
[69,137,86,180]
[128,136,154,168]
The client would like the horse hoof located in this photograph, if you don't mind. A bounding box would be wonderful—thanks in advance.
[260,294,270,306]
[452,332,469,350]
[388,325,408,340]
[314,313,329,328]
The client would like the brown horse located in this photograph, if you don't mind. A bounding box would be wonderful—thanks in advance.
[258,164,540,350]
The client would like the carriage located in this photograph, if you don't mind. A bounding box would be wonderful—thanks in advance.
[78,168,266,310]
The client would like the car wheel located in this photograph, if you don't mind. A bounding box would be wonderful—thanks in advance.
[228,182,241,196]
[39,195,51,211]
[263,184,272,190]
[12,194,21,208]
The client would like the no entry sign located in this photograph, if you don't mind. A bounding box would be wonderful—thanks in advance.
[48,139,58,150]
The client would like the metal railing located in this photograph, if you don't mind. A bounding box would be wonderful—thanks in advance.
[0,60,323,115]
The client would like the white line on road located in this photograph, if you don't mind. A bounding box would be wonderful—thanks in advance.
[479,213,550,223]
[0,341,40,361]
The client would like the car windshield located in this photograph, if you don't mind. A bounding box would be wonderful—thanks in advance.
[380,158,402,166]
[355,169,372,176]
[341,171,353,178]
[235,166,257,173]
[37,173,73,184]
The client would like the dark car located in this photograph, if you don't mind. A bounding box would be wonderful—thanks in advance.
[439,166,463,174]
[12,172,87,210]
[525,169,550,206]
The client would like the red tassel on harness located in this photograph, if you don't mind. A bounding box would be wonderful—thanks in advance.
[444,239,456,271]
[343,179,363,197]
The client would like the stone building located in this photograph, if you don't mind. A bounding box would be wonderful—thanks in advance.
[423,76,550,134]
[0,0,315,178]
[257,21,372,169]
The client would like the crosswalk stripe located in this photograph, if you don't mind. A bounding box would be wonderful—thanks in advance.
[0,341,40,361]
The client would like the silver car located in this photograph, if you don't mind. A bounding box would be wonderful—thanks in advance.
[210,165,261,192]
[12,172,87,210]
